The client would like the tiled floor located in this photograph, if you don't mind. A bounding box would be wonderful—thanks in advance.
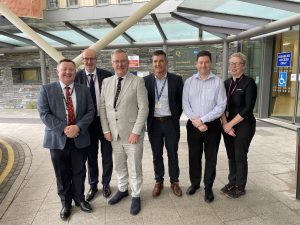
[0,109,299,225]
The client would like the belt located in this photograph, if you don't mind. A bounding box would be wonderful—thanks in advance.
[154,116,172,122]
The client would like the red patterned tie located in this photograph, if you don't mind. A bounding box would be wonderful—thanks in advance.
[65,86,76,125]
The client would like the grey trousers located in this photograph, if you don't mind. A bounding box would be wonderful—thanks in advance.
[111,133,144,198]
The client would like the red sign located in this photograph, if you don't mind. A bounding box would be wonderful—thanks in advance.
[128,55,139,68]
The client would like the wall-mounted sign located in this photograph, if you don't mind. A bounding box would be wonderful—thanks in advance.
[277,52,292,67]
[128,55,139,68]
[278,71,287,87]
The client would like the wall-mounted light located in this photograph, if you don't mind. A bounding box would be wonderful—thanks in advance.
[250,27,291,40]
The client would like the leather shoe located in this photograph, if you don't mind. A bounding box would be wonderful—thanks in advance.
[204,188,214,203]
[170,182,182,197]
[75,200,92,212]
[60,207,71,220]
[130,197,141,215]
[152,183,163,197]
[186,185,200,195]
[86,187,98,201]
[103,185,111,198]
[108,190,129,205]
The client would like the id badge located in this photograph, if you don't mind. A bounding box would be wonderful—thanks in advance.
[155,101,161,109]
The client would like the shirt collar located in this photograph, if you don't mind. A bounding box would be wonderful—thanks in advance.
[59,81,74,90]
[194,72,215,80]
[154,72,167,80]
[85,69,96,76]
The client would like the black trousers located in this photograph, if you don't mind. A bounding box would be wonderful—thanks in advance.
[87,116,113,188]
[223,120,256,189]
[186,119,222,188]
[148,118,180,183]
[50,139,87,208]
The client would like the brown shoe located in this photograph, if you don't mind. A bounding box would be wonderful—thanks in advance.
[152,183,163,197]
[171,182,182,197]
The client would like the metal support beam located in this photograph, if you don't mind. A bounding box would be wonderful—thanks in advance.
[0,3,64,62]
[30,26,74,46]
[151,13,167,41]
[73,0,165,65]
[222,41,229,80]
[0,41,19,48]
[65,22,98,43]
[0,30,35,45]
[171,12,242,36]
[39,49,47,85]
[105,18,136,43]
[240,0,300,13]
[177,7,271,26]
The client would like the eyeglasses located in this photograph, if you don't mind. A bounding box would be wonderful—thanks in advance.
[83,57,96,61]
[112,60,128,65]
[229,62,244,67]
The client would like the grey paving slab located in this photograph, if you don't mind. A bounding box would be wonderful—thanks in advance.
[0,110,300,225]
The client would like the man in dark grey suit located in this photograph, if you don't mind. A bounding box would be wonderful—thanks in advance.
[38,59,95,220]
[144,50,183,198]
[75,48,113,200]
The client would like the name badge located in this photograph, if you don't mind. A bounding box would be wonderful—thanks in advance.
[155,101,161,109]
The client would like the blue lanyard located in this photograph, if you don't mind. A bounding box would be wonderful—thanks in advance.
[155,77,167,102]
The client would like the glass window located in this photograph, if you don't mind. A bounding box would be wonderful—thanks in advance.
[96,0,108,4]
[47,0,58,9]
[270,28,299,122]
[119,0,131,3]
[12,68,42,84]
[67,0,78,7]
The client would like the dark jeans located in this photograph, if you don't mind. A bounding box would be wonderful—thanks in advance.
[223,120,256,189]
[186,119,222,188]
[87,117,113,188]
[148,118,180,184]
[50,139,87,207]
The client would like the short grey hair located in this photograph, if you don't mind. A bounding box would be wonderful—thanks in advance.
[111,49,128,58]
[230,52,246,64]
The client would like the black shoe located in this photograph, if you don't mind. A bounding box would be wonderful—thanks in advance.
[103,185,111,198]
[220,183,236,195]
[186,185,200,195]
[75,200,92,212]
[60,207,71,220]
[130,197,141,215]
[108,190,129,205]
[225,188,246,199]
[86,187,98,201]
[204,188,214,203]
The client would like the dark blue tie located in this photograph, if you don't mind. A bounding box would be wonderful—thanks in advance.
[89,74,97,114]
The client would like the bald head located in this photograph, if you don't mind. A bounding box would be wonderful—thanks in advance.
[82,48,97,73]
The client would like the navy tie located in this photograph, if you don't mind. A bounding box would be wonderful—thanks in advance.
[89,74,97,114]
[114,77,123,108]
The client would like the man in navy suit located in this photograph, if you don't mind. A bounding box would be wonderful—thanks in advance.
[75,49,113,200]
[144,50,184,198]
[38,59,95,220]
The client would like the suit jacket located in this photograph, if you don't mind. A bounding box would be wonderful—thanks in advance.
[38,82,95,150]
[100,73,149,141]
[144,72,183,132]
[75,67,112,116]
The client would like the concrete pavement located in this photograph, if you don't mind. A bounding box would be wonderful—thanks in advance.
[0,109,300,225]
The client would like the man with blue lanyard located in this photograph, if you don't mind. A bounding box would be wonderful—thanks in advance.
[144,50,184,198]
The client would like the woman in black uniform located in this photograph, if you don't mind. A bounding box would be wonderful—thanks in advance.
[220,52,257,198]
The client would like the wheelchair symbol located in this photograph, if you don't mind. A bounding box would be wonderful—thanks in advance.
[278,72,287,87]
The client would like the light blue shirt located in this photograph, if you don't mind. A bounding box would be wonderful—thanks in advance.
[182,72,227,123]
[154,73,171,117]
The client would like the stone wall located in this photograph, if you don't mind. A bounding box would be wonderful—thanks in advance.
[0,44,237,109]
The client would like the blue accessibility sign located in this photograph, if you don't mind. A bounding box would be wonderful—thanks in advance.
[277,52,292,67]
[278,72,287,87]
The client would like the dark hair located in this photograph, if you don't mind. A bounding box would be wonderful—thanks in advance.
[152,50,167,58]
[196,50,212,62]
[58,58,76,67]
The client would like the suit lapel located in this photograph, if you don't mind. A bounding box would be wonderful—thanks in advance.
[167,73,173,105]
[74,83,82,117]
[150,75,156,102]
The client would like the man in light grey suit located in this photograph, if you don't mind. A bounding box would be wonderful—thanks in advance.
[100,49,148,215]
[38,59,95,220]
